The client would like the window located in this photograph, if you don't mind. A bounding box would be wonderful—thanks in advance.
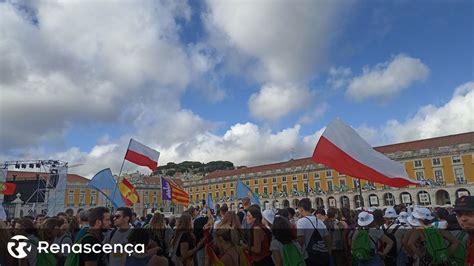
[68,191,74,206]
[282,185,287,192]
[414,160,423,168]
[415,171,425,181]
[91,191,96,206]
[327,180,333,191]
[452,155,461,164]
[79,190,85,206]
[202,193,205,199]
[303,174,308,180]
[216,191,219,198]
[190,188,193,192]
[263,178,267,184]
[454,167,465,184]
[304,183,309,192]
[263,187,268,194]
[339,178,346,187]
[292,176,297,181]
[326,171,332,177]
[196,194,200,201]
[282,176,287,182]
[230,183,233,188]
[230,190,234,195]
[272,177,277,183]
[254,180,258,185]
[434,169,444,182]
[209,185,212,189]
[314,181,320,190]
[293,184,298,191]
[254,188,258,194]
[245,181,250,186]
[432,158,441,166]
[353,179,360,188]
[223,191,227,197]
[272,186,277,193]
[314,172,320,179]
[215,184,219,189]
[223,183,226,188]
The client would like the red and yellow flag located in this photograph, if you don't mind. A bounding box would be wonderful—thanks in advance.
[163,177,189,207]
[0,182,16,195]
[118,178,140,206]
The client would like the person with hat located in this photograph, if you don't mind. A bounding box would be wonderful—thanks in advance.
[352,211,394,266]
[382,207,401,266]
[262,209,275,230]
[405,207,459,266]
[454,195,474,265]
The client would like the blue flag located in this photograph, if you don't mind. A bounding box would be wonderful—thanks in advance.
[236,179,260,206]
[88,168,125,208]
[207,193,215,210]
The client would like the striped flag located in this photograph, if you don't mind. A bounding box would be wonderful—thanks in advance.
[125,139,160,171]
[162,177,189,207]
[312,118,421,187]
[118,178,140,206]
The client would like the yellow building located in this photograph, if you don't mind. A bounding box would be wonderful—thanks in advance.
[184,132,473,210]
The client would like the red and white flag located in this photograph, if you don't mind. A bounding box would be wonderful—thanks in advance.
[124,139,160,171]
[312,119,421,187]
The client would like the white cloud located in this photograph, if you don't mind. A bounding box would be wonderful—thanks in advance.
[327,67,352,89]
[383,81,474,142]
[346,54,429,101]
[298,103,330,124]
[248,83,313,121]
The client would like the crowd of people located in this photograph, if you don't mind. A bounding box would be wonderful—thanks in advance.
[0,195,472,266]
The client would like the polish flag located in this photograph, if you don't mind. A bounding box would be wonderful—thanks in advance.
[312,119,421,188]
[124,139,160,171]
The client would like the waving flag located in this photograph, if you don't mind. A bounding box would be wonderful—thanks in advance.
[312,118,421,187]
[125,139,160,171]
[119,178,140,206]
[207,193,215,210]
[161,177,189,207]
[89,168,125,208]
[0,182,16,195]
[236,179,260,206]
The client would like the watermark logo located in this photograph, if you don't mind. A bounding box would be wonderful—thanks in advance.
[8,235,32,259]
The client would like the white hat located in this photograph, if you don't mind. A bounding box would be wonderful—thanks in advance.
[384,207,398,219]
[397,211,409,224]
[368,207,377,212]
[358,211,374,227]
[407,214,422,227]
[412,207,434,221]
[262,209,275,225]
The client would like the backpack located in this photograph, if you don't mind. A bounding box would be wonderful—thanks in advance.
[383,223,401,259]
[424,226,449,264]
[449,231,466,266]
[281,242,305,266]
[64,233,91,266]
[29,239,57,266]
[352,229,376,262]
[304,217,330,265]
[330,220,345,251]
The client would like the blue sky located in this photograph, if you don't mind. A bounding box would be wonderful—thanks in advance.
[0,0,472,177]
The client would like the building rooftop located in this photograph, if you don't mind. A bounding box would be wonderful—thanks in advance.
[6,171,89,183]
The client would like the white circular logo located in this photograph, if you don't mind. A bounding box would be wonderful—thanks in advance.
[7,235,32,259]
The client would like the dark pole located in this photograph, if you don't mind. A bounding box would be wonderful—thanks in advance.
[358,178,364,208]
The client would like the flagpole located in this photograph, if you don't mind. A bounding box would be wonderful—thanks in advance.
[358,178,364,208]
[111,139,131,210]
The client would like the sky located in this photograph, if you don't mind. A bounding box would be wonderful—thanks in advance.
[0,0,473,178]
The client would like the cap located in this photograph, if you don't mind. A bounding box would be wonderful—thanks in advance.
[384,207,398,219]
[397,211,408,224]
[412,207,434,221]
[262,209,275,225]
[407,214,422,227]
[454,196,474,212]
[358,211,374,227]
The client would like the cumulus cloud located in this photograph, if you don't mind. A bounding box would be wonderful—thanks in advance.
[0,1,194,150]
[248,83,313,121]
[346,54,429,101]
[298,103,330,124]
[383,81,474,142]
[204,0,352,120]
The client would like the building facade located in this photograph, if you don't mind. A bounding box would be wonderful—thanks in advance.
[183,132,474,211]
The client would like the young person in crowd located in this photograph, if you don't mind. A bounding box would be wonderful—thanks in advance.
[104,207,133,266]
[243,204,274,266]
[454,196,474,266]
[79,206,111,266]
[270,216,304,266]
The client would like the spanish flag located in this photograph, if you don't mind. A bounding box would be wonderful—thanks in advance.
[118,178,140,206]
[0,182,16,195]
[162,177,189,207]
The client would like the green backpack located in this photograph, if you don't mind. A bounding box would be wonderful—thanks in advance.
[352,229,375,262]
[64,233,90,266]
[449,231,466,266]
[29,239,57,266]
[281,242,305,266]
[424,226,449,264]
